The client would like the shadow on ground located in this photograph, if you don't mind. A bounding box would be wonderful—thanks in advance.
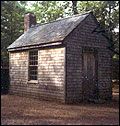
[1,93,119,125]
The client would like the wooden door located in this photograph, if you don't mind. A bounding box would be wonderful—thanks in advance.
[82,52,97,100]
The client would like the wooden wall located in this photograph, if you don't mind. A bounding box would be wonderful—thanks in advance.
[9,47,65,103]
[64,13,112,103]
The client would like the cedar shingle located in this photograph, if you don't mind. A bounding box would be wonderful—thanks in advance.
[7,12,91,50]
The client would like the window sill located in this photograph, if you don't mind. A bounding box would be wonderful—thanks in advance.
[27,80,38,84]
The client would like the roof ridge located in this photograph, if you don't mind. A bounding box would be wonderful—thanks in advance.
[35,11,92,27]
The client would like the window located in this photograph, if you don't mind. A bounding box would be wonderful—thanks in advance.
[29,50,38,80]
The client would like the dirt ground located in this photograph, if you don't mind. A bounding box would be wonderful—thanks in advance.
[1,93,119,125]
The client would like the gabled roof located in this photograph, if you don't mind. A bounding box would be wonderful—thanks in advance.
[7,11,91,50]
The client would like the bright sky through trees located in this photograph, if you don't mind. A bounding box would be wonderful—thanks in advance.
[24,1,119,32]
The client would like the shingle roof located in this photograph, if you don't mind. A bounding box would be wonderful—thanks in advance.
[7,11,91,50]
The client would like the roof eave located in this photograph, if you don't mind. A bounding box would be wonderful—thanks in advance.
[8,41,63,52]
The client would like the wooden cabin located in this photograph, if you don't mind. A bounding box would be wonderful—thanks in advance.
[7,12,112,103]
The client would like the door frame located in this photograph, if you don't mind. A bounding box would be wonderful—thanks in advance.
[82,46,99,99]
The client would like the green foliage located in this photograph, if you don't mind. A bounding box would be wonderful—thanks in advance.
[1,1,27,65]
[1,69,9,94]
[27,1,72,24]
[112,58,119,80]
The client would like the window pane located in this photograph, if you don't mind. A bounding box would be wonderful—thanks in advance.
[29,51,38,80]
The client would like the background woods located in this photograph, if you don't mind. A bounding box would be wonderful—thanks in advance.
[1,1,27,66]
[1,1,119,80]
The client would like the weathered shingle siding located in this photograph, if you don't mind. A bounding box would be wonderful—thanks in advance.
[98,48,112,99]
[9,47,65,103]
[64,14,112,103]
[9,51,28,86]
[38,47,65,102]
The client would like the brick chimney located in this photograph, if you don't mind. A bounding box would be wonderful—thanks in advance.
[24,12,36,32]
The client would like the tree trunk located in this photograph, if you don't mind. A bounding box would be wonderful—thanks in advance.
[72,1,78,15]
